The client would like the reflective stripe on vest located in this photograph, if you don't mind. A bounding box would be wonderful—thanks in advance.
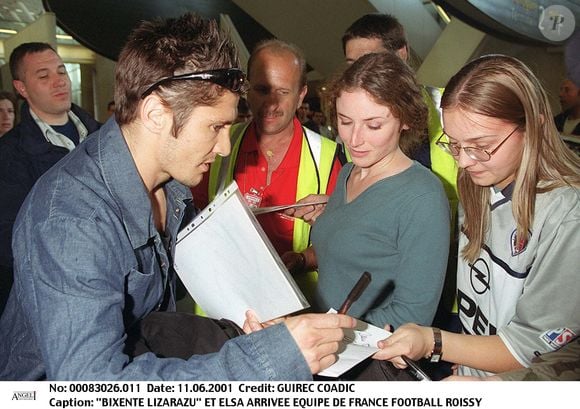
[293,127,336,252]
[423,86,459,217]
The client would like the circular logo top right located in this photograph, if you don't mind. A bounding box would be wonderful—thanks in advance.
[538,5,576,42]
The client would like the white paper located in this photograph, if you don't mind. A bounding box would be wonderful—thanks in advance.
[318,309,392,377]
[174,182,309,327]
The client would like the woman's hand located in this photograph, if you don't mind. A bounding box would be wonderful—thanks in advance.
[372,323,434,368]
[284,194,328,224]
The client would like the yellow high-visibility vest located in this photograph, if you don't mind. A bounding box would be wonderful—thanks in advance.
[423,86,460,315]
[423,86,459,219]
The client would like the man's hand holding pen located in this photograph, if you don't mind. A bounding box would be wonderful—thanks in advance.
[242,271,373,376]
[285,313,356,374]
[242,310,356,374]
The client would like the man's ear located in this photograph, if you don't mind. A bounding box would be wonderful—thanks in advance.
[12,79,27,99]
[297,85,308,110]
[140,95,169,133]
[397,45,409,63]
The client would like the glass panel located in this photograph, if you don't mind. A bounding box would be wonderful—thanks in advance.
[65,63,81,107]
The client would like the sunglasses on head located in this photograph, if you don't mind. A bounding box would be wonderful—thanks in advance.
[141,68,246,99]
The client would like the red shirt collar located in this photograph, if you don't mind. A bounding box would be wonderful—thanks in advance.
[240,117,304,157]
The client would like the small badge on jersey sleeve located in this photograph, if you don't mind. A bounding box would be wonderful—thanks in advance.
[541,328,577,350]
[510,229,531,256]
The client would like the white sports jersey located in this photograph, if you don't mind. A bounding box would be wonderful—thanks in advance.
[457,184,580,377]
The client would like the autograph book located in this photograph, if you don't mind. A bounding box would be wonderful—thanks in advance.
[174,181,309,327]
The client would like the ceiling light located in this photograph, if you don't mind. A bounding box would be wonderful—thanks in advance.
[435,5,451,24]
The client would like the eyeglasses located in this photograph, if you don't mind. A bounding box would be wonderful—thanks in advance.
[436,125,520,162]
[141,68,246,99]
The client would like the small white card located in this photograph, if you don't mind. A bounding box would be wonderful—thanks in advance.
[318,309,391,377]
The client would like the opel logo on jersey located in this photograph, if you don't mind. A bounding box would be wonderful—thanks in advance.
[469,258,491,295]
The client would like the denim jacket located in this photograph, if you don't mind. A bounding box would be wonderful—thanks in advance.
[0,118,310,381]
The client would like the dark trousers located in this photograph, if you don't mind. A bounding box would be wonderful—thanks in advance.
[315,358,416,381]
[125,312,242,359]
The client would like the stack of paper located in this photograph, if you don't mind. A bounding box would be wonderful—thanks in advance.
[174,181,309,328]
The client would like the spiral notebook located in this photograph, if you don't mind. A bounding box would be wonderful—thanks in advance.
[174,181,309,327]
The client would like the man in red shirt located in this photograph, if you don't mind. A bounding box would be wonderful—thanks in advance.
[194,39,342,299]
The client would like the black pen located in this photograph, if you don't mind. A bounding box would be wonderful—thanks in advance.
[338,272,430,381]
[338,271,372,314]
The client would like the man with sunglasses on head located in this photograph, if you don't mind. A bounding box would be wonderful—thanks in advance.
[0,13,355,381]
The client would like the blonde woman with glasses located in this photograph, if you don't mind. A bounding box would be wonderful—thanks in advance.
[373,54,580,379]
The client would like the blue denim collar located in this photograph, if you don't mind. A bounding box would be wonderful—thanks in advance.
[96,119,192,249]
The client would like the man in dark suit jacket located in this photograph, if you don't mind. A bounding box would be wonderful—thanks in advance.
[0,42,100,314]
[554,78,580,136]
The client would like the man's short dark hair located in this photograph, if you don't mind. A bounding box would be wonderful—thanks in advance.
[341,14,407,55]
[9,42,57,80]
[114,12,241,134]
